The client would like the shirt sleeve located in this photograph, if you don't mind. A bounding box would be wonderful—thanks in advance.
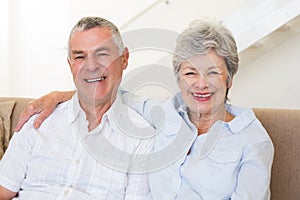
[231,139,274,200]
[0,119,36,192]
[121,91,163,125]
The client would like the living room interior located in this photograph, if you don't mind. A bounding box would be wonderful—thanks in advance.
[0,0,300,199]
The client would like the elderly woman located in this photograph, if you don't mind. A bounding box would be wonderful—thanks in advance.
[15,19,274,199]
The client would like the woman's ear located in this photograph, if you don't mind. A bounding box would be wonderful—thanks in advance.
[226,75,233,89]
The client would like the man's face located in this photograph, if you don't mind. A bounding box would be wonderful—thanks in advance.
[68,27,128,105]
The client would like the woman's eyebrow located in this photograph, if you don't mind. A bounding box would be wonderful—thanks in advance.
[207,65,222,70]
[182,65,198,70]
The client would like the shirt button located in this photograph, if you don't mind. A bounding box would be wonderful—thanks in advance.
[76,159,80,164]
[64,189,69,196]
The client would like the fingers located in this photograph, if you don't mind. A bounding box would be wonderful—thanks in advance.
[14,103,41,131]
[14,91,74,132]
[33,107,54,129]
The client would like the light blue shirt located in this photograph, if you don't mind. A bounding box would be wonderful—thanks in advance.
[0,92,153,200]
[122,91,274,200]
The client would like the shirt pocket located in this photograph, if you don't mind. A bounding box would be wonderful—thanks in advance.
[207,149,240,164]
[183,149,241,197]
[205,150,240,185]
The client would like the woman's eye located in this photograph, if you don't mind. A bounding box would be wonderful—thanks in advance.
[208,71,220,76]
[185,72,196,76]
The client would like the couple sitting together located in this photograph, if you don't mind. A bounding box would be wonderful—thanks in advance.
[0,16,273,200]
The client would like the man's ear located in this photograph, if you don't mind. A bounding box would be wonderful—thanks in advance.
[67,58,71,67]
[121,47,129,70]
[67,58,73,73]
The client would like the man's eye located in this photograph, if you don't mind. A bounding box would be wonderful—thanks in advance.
[74,56,85,60]
[96,53,108,57]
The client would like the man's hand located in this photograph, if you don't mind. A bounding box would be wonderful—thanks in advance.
[14,91,75,131]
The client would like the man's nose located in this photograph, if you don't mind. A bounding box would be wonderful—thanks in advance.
[84,55,103,71]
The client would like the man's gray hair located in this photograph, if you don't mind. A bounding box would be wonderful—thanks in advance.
[67,16,125,58]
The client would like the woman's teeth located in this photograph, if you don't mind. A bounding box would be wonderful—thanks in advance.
[192,93,212,98]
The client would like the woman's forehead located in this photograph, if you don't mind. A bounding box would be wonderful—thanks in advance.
[182,52,226,69]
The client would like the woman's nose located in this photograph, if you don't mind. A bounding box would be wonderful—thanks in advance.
[192,74,209,88]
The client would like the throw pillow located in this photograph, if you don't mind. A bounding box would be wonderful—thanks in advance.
[0,117,4,159]
[0,100,16,150]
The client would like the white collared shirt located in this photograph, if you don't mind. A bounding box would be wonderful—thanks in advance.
[0,92,153,200]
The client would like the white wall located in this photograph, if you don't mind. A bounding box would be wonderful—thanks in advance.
[1,0,299,110]
[229,33,300,109]
[18,0,73,97]
[0,0,10,95]
[0,0,243,98]
[1,0,73,97]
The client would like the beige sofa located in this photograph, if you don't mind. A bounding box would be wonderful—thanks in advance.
[0,97,299,199]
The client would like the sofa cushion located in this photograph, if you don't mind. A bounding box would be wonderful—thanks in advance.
[254,108,300,200]
[0,100,16,151]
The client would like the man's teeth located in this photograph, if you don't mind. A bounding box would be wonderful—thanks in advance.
[86,77,105,83]
[193,93,212,98]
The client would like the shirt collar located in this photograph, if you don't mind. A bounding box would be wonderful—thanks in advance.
[66,93,81,125]
[171,93,256,134]
[65,91,126,126]
[225,104,256,134]
[106,90,128,122]
[172,92,188,114]
[158,93,197,137]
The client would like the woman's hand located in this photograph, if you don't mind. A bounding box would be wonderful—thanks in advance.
[15,91,75,131]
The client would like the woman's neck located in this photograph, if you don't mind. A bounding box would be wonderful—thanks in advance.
[188,108,234,135]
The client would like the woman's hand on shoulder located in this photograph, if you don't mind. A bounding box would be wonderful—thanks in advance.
[15,90,75,131]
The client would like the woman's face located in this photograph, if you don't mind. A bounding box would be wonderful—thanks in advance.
[177,49,232,117]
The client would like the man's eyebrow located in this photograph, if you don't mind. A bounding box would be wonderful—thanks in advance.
[94,46,110,52]
[71,50,84,55]
[70,46,111,55]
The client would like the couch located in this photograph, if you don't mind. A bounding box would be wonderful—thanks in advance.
[0,97,299,199]
[0,97,33,159]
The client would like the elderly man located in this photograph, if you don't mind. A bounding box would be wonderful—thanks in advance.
[0,16,153,199]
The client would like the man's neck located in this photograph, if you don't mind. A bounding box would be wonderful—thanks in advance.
[79,96,117,131]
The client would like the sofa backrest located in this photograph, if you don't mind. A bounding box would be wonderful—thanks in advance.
[1,97,299,199]
[0,97,34,137]
[254,108,300,200]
